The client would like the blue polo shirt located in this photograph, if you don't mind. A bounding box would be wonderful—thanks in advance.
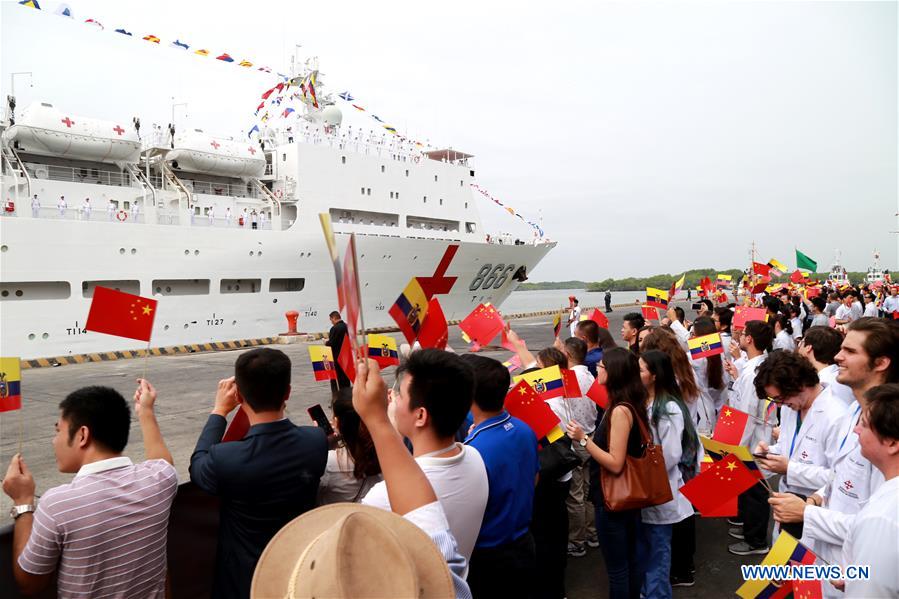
[585,347,603,377]
[464,412,539,548]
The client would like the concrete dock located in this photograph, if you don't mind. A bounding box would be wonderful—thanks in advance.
[0,303,756,598]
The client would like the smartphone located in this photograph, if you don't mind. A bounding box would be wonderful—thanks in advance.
[751,452,769,459]
[307,404,334,436]
[691,303,703,310]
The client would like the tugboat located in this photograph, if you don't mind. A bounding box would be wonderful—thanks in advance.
[827,250,851,287]
[866,250,888,286]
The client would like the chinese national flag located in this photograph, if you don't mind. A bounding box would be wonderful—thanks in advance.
[641,305,659,321]
[679,453,759,515]
[751,276,771,295]
[505,380,562,440]
[336,338,357,383]
[417,297,449,350]
[733,306,768,330]
[586,380,609,409]
[712,406,750,445]
[753,262,771,276]
[222,408,250,442]
[561,368,581,398]
[459,303,505,346]
[587,308,609,329]
[790,269,807,284]
[697,458,737,517]
[85,286,157,342]
[791,577,823,599]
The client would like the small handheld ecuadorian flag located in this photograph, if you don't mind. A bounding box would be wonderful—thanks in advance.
[367,334,399,368]
[0,357,22,412]
[700,436,763,479]
[389,278,429,344]
[716,273,733,287]
[767,258,787,277]
[308,346,336,381]
[735,532,817,599]
[514,365,565,401]
[645,287,669,309]
[552,310,563,338]
[688,333,724,360]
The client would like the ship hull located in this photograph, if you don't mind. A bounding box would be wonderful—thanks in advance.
[0,216,552,359]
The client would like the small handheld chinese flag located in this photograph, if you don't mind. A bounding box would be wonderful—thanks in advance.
[679,453,758,515]
[696,458,737,517]
[0,357,22,412]
[712,406,750,445]
[418,298,449,350]
[505,380,562,441]
[459,303,505,346]
[586,308,609,329]
[733,306,768,330]
[85,286,157,342]
[585,380,609,409]
[561,369,581,398]
[641,305,659,321]
[336,339,357,383]
[222,408,250,442]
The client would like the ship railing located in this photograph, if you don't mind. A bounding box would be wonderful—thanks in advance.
[24,162,139,188]
[186,179,263,199]
[184,215,272,229]
[2,205,147,223]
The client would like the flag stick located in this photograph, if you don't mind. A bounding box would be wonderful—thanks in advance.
[348,233,366,359]
[17,399,24,457]
[141,340,151,382]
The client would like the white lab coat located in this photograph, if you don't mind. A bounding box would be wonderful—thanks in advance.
[690,356,727,436]
[727,354,773,455]
[817,364,856,408]
[842,476,899,598]
[669,319,690,351]
[641,400,701,525]
[767,386,848,496]
[801,402,885,596]
[773,329,796,352]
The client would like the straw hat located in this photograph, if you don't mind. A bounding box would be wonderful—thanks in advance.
[251,503,454,598]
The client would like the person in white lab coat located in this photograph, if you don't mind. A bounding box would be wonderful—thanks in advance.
[768,318,897,597]
[772,314,796,352]
[638,350,702,594]
[840,383,899,598]
[686,316,729,435]
[798,327,856,407]
[723,320,774,555]
[752,351,848,524]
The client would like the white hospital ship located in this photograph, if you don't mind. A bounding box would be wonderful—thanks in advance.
[0,63,554,360]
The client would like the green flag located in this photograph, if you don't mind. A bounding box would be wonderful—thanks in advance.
[796,249,817,272]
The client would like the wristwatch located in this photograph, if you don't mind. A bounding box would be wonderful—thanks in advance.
[9,504,35,520]
[579,437,588,447]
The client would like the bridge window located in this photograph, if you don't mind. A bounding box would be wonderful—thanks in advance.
[220,279,261,294]
[82,280,140,298]
[1,281,71,301]
[152,279,210,296]
[270,278,305,292]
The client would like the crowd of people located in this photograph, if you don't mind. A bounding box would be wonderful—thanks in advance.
[2,281,898,599]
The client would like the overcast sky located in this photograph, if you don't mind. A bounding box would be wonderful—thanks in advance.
[2,0,896,280]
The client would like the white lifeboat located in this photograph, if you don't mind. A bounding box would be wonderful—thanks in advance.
[2,101,141,163]
[166,130,264,178]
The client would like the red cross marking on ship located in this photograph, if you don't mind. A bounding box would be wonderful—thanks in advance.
[210,140,221,149]
[416,244,460,299]
[113,125,125,136]
[61,117,75,128]
[248,147,256,155]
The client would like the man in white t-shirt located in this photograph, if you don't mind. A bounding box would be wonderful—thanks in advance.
[834,294,856,325]
[798,326,856,407]
[882,287,899,318]
[362,348,488,564]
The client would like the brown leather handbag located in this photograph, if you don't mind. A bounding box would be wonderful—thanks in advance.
[600,403,674,512]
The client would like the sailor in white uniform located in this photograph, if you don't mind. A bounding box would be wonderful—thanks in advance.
[207,205,215,225]
[130,201,140,222]
[80,198,91,220]
[225,206,232,226]
[57,195,67,217]
[107,199,117,221]
[31,194,40,218]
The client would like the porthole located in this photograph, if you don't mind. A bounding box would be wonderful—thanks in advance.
[258,251,262,257]
[249,251,255,256]
[183,323,189,329]
[194,250,199,256]
[184,250,190,255]
[28,333,35,340]
[42,333,49,340]
[165,286,172,293]
[232,320,237,325]
[1,291,7,297]
[272,298,278,303]
[341,156,346,164]
[120,248,126,254]
[131,248,137,255]
[381,165,385,173]
[164,325,170,331]
[15,290,23,297]
[1,245,8,252]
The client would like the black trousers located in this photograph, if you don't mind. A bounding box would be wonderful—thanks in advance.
[670,515,696,578]
[738,481,770,548]
[468,532,537,599]
[531,478,571,599]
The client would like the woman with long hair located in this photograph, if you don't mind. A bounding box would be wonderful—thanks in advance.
[316,388,382,505]
[638,350,702,595]
[566,347,649,599]
[640,328,700,406]
[689,316,729,431]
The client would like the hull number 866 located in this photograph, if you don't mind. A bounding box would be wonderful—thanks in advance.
[469,263,516,291]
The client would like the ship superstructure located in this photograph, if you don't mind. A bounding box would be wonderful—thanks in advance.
[0,65,554,360]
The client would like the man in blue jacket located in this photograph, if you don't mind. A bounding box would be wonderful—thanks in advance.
[190,348,328,599]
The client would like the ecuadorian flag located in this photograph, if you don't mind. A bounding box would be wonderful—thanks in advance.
[0,357,22,412]
[688,333,724,360]
[514,365,565,401]
[736,532,817,599]
[700,436,763,479]
[307,346,336,382]
[716,273,733,287]
[389,278,429,344]
[367,334,399,368]
[645,287,669,309]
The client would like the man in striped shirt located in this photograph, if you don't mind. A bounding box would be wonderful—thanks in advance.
[3,380,177,598]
